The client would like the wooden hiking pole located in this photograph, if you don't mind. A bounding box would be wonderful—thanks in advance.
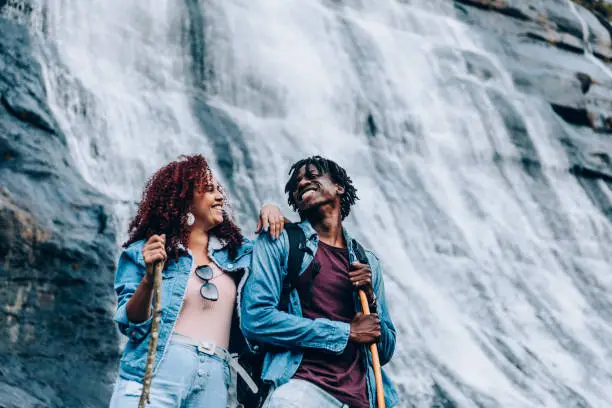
[138,261,165,408]
[358,290,385,408]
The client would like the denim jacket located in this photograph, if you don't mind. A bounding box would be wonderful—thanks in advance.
[240,221,400,408]
[113,235,253,382]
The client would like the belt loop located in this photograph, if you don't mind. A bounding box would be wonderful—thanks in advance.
[197,341,216,355]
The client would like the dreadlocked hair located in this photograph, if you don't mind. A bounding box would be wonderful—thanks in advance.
[284,155,358,220]
[123,154,244,260]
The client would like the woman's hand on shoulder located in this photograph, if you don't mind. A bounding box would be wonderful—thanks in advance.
[256,204,289,240]
[142,234,167,282]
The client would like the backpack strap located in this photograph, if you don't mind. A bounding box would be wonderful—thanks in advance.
[352,239,369,265]
[279,223,306,311]
[351,239,379,312]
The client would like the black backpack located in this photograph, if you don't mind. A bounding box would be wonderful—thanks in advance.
[236,224,369,407]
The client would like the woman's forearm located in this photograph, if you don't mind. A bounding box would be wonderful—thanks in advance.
[125,276,154,323]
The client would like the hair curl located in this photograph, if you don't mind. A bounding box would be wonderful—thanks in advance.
[284,155,358,220]
[123,154,243,260]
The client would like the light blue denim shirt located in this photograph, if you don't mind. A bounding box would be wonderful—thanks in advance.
[241,220,400,408]
[113,235,252,382]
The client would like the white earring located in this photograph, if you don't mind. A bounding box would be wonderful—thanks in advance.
[186,212,195,226]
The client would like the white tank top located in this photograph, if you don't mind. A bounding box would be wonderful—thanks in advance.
[174,262,237,349]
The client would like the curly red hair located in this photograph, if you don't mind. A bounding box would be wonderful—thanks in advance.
[123,154,244,260]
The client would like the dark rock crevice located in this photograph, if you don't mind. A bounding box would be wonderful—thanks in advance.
[570,162,612,182]
[551,103,593,126]
[1,88,59,135]
[454,0,531,21]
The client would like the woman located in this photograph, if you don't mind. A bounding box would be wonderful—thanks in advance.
[109,154,286,407]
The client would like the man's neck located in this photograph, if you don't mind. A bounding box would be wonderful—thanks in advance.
[308,209,345,248]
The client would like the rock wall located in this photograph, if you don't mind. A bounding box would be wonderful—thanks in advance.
[0,17,119,408]
[454,0,612,218]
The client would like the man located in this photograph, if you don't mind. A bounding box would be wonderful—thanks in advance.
[241,156,399,408]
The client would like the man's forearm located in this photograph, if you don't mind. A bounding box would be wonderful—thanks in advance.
[241,305,350,353]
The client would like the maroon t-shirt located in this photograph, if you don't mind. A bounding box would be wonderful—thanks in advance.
[293,241,369,408]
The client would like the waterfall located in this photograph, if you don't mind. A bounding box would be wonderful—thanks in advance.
[6,0,612,406]
[566,0,612,80]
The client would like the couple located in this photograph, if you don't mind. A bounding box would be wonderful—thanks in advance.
[109,154,399,408]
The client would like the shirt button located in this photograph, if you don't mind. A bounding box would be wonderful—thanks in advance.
[227,263,233,269]
[197,370,205,376]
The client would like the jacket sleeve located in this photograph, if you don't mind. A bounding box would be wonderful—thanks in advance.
[113,245,153,343]
[241,232,350,353]
[367,251,396,366]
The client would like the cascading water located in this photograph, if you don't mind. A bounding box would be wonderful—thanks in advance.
[566,0,612,80]
[6,0,612,406]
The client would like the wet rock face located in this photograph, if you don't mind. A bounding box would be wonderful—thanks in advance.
[454,0,612,216]
[0,17,119,408]
[456,0,612,131]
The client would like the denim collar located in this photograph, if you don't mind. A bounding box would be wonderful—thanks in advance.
[176,234,227,254]
[298,219,356,250]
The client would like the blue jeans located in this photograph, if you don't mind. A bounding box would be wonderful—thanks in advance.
[264,379,350,408]
[109,335,230,407]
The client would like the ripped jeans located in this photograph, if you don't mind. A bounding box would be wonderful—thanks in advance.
[109,335,230,407]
